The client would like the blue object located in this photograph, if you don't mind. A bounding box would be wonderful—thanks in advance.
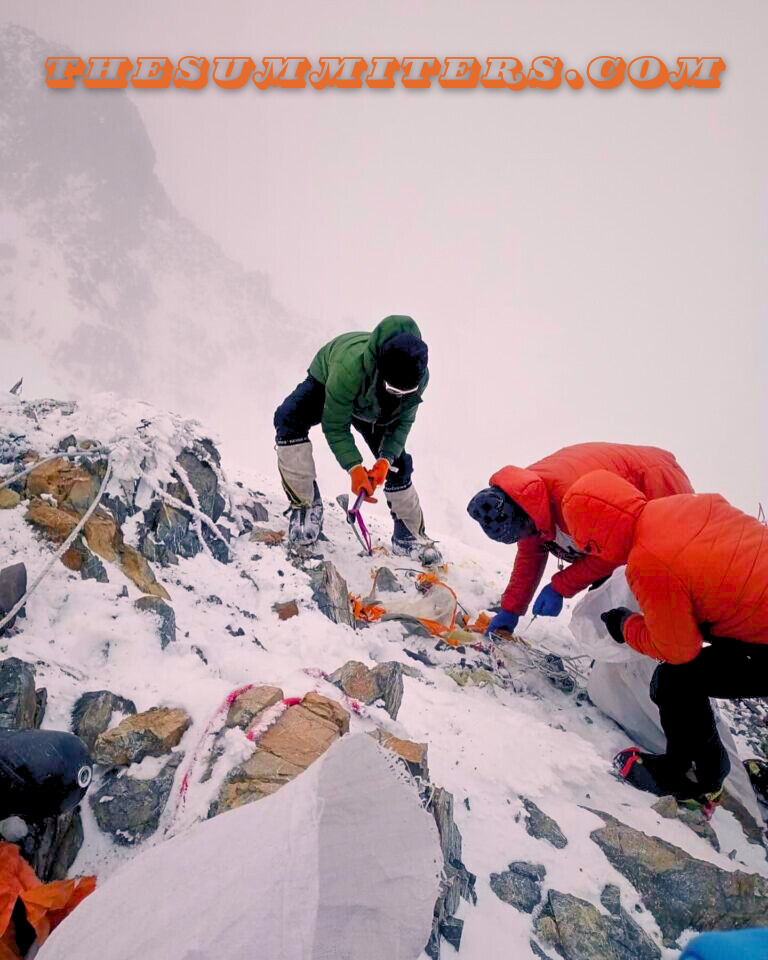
[486,610,519,636]
[680,929,768,960]
[532,584,564,617]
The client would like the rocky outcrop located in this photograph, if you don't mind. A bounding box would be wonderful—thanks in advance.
[0,657,39,729]
[535,889,661,960]
[226,685,283,730]
[589,809,768,945]
[134,597,177,649]
[308,561,355,627]
[215,693,349,814]
[0,563,27,633]
[328,660,404,720]
[523,797,568,849]
[91,752,183,846]
[0,488,20,509]
[71,691,137,751]
[19,810,84,882]
[490,861,546,914]
[93,707,191,766]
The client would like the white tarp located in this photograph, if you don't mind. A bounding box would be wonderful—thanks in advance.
[569,569,763,827]
[38,735,442,960]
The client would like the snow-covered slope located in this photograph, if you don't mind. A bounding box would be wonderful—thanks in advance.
[1,390,766,959]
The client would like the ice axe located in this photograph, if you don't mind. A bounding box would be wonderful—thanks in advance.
[336,491,373,555]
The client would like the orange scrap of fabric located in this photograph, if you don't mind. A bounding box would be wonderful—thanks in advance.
[0,842,95,958]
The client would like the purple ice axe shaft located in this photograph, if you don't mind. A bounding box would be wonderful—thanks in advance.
[347,491,373,555]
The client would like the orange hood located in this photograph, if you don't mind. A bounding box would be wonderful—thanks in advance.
[489,465,553,538]
[561,470,647,566]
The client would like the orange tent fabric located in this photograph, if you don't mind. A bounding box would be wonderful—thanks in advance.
[0,842,95,958]
[562,470,768,665]
[490,442,693,614]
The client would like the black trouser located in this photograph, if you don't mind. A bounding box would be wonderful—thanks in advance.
[650,637,768,792]
[274,376,413,493]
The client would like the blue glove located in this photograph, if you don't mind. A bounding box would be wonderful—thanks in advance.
[486,610,519,636]
[532,584,563,617]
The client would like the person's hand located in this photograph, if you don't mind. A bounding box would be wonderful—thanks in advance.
[368,458,390,491]
[350,465,377,503]
[486,610,520,636]
[600,607,632,643]
[532,583,564,617]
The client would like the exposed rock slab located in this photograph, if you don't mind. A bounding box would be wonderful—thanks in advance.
[309,560,355,627]
[0,562,27,633]
[535,889,661,960]
[134,597,177,648]
[523,797,568,849]
[490,861,546,914]
[589,808,768,945]
[93,707,191,766]
[0,657,37,729]
[226,685,283,730]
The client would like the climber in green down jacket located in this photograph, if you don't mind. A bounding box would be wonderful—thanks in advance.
[274,316,441,564]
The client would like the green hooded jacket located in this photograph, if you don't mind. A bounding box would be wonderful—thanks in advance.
[308,315,429,471]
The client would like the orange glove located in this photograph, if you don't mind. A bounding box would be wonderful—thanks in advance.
[368,458,390,490]
[350,465,377,503]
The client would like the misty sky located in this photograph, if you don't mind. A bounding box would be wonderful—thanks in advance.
[3,0,767,545]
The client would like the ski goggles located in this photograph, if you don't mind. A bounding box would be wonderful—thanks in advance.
[383,380,419,397]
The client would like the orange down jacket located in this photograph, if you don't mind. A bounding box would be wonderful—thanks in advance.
[561,470,768,664]
[490,443,693,615]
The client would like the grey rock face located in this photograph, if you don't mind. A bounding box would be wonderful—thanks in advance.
[20,809,84,882]
[71,690,137,750]
[0,657,37,729]
[535,889,661,960]
[308,561,355,627]
[589,809,768,945]
[134,596,177,648]
[328,660,404,721]
[490,861,546,914]
[371,662,404,721]
[0,562,27,633]
[599,884,622,917]
[522,797,568,849]
[90,752,183,846]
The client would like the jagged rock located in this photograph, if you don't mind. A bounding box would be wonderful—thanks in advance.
[93,707,191,766]
[134,596,177,648]
[168,450,224,522]
[370,566,405,594]
[91,752,183,846]
[600,884,622,917]
[56,434,77,452]
[33,688,46,728]
[369,729,429,780]
[328,660,404,720]
[245,500,268,522]
[439,916,463,950]
[589,809,768,945]
[19,809,84,881]
[25,457,99,509]
[719,788,766,846]
[79,547,109,582]
[0,488,20,509]
[0,562,26,632]
[215,693,349,813]
[677,806,720,852]
[308,561,355,627]
[226,685,283,730]
[651,796,678,819]
[0,657,37,729]
[522,797,568,849]
[120,545,170,599]
[272,600,299,620]
[424,785,476,959]
[530,940,555,960]
[535,889,661,960]
[71,691,138,750]
[490,861,546,913]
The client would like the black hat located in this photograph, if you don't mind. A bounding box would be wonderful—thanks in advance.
[467,487,535,544]
[378,333,428,390]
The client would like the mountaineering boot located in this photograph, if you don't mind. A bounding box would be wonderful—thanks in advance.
[391,517,442,566]
[613,747,723,816]
[287,483,324,547]
[387,485,443,565]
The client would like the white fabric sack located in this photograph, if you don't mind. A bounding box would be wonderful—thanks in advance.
[569,570,763,828]
[38,735,442,960]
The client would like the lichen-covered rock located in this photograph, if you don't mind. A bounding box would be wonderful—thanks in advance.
[308,560,355,627]
[215,693,349,813]
[71,691,138,750]
[134,596,177,648]
[91,752,183,846]
[93,707,191,766]
[535,889,661,960]
[226,686,283,730]
[490,861,546,914]
[589,809,768,945]
[522,797,568,849]
[0,657,37,729]
[0,488,20,509]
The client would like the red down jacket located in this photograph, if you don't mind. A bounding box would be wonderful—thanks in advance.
[562,470,768,664]
[490,443,693,615]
